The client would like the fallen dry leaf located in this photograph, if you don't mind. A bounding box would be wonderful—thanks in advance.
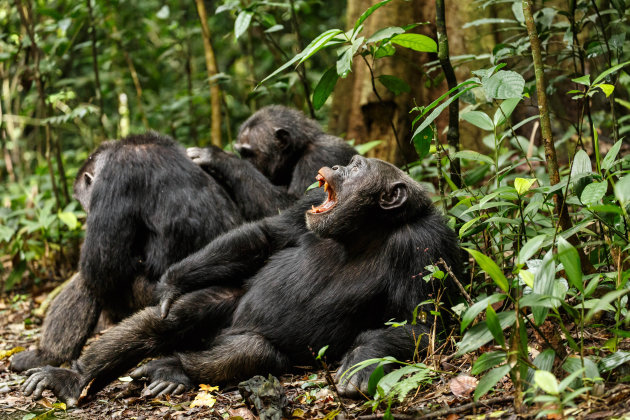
[449,374,478,398]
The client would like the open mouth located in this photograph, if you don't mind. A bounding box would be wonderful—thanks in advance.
[309,172,337,214]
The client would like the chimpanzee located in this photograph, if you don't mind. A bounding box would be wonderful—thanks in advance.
[187,105,357,220]
[11,132,243,372]
[22,156,462,405]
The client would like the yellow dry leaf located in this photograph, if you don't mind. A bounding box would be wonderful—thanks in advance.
[0,346,25,360]
[190,392,216,408]
[199,384,219,392]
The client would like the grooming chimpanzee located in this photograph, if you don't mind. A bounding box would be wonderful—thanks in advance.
[188,105,357,220]
[22,156,461,405]
[11,132,242,372]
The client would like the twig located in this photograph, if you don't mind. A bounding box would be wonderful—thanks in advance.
[437,258,472,305]
[411,395,515,419]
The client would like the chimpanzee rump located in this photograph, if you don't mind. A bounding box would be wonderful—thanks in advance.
[188,105,357,221]
[11,132,243,372]
[22,156,462,404]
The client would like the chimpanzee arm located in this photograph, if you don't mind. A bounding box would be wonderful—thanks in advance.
[188,146,295,220]
[157,190,324,317]
[335,324,430,398]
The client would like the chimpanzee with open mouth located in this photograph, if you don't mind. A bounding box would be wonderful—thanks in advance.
[22,156,462,405]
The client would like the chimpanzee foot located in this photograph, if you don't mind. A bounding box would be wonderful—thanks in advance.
[11,350,63,373]
[130,357,192,397]
[22,366,83,407]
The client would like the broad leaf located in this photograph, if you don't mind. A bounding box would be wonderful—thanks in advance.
[493,97,521,126]
[465,248,509,292]
[461,111,494,131]
[514,177,536,195]
[517,234,546,265]
[581,181,608,206]
[378,75,410,95]
[532,251,555,325]
[390,33,437,53]
[485,305,505,347]
[456,312,516,356]
[365,26,404,44]
[312,67,339,110]
[412,126,432,160]
[483,70,525,99]
[234,11,253,40]
[474,364,511,401]
[452,150,494,166]
[615,174,630,204]
[461,293,506,332]
[601,140,623,171]
[353,0,393,35]
[534,370,559,395]
[472,351,507,375]
[556,237,583,292]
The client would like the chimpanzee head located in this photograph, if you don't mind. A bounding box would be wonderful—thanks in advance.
[73,142,112,212]
[235,105,322,185]
[305,156,432,241]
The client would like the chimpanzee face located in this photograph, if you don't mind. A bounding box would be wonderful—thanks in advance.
[235,122,293,184]
[73,146,109,212]
[305,156,413,240]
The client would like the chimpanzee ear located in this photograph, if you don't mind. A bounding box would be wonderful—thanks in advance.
[379,182,407,210]
[84,172,94,186]
[274,128,291,145]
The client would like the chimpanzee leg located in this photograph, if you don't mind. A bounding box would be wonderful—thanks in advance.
[133,331,290,396]
[11,273,101,372]
[22,287,241,405]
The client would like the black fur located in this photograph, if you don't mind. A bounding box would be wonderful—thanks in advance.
[12,132,242,372]
[22,156,462,404]
[188,105,357,220]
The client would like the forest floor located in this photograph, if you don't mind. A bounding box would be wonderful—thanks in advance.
[1,289,630,419]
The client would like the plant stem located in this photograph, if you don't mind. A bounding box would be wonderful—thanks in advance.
[195,0,223,147]
[436,0,461,188]
[86,0,107,138]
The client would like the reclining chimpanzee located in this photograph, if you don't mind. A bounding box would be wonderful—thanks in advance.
[11,133,243,372]
[188,105,357,221]
[22,156,461,405]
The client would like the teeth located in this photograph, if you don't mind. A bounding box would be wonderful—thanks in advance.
[324,182,329,192]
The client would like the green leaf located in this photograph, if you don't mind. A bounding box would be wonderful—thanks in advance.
[595,83,614,97]
[571,75,591,86]
[336,46,353,78]
[316,345,329,360]
[485,305,505,347]
[374,42,396,59]
[556,237,583,292]
[412,126,432,160]
[461,111,494,131]
[355,140,383,155]
[580,181,608,206]
[390,33,437,53]
[585,289,630,322]
[452,150,494,166]
[514,177,536,195]
[58,211,78,230]
[592,59,630,85]
[532,251,555,325]
[412,81,479,135]
[312,67,339,110]
[520,270,534,288]
[461,293,506,332]
[601,140,623,172]
[517,234,546,265]
[534,370,559,395]
[614,174,630,204]
[234,11,253,40]
[378,75,410,95]
[472,351,507,375]
[465,248,509,292]
[353,0,393,35]
[367,363,385,395]
[600,351,630,373]
[365,26,404,44]
[474,364,511,401]
[458,216,481,239]
[493,97,521,126]
[456,311,516,356]
[299,29,344,65]
[483,71,525,99]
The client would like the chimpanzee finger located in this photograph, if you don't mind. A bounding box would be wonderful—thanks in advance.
[23,374,48,399]
[156,382,179,396]
[160,295,173,319]
[172,384,187,395]
[129,365,148,379]
[145,380,169,397]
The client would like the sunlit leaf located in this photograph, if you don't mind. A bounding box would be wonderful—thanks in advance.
[534,370,559,395]
[390,33,437,53]
[465,248,509,292]
[514,177,536,195]
[312,67,339,110]
[461,111,494,131]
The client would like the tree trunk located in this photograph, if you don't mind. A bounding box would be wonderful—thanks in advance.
[329,0,470,166]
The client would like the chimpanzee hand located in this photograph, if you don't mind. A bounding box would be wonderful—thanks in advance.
[130,357,193,397]
[155,275,180,319]
[22,366,83,407]
[335,348,387,399]
[187,146,228,168]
